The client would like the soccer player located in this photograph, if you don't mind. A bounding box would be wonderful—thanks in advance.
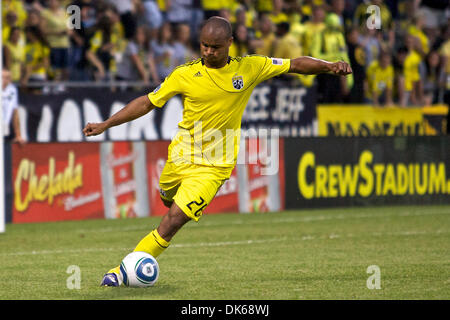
[83,16,352,286]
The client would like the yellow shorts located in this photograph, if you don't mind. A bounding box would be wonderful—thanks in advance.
[159,161,233,221]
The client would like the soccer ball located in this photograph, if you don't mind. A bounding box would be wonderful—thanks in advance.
[120,251,159,287]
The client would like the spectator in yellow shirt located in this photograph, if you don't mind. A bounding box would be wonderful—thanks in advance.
[365,50,394,106]
[22,26,50,91]
[273,22,302,59]
[253,13,276,57]
[2,0,27,40]
[401,34,424,106]
[270,0,288,25]
[311,13,353,102]
[302,5,326,57]
[229,24,251,57]
[33,0,71,82]
[3,27,26,83]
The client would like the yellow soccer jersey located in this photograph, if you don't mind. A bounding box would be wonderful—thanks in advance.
[366,60,394,98]
[148,55,290,168]
[403,50,421,91]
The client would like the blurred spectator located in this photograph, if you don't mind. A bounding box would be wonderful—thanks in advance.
[34,0,71,82]
[311,13,353,103]
[255,0,273,14]
[407,12,430,57]
[202,0,226,19]
[25,8,42,28]
[116,26,159,84]
[173,23,199,63]
[86,13,117,81]
[190,0,204,46]
[354,0,393,31]
[151,22,182,80]
[273,21,302,59]
[365,50,394,106]
[2,69,26,223]
[229,23,252,57]
[393,45,408,106]
[2,1,27,41]
[346,26,366,103]
[140,0,164,38]
[401,34,424,106]
[156,0,171,21]
[423,50,444,105]
[107,0,137,39]
[0,0,447,108]
[3,27,26,83]
[254,13,276,57]
[67,2,97,81]
[270,0,288,25]
[109,5,128,72]
[301,5,326,57]
[21,26,50,89]
[358,24,381,67]
[166,0,192,25]
[2,69,25,144]
[330,0,345,27]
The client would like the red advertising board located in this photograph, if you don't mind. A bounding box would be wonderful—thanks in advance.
[12,143,104,223]
[145,141,171,217]
[243,137,285,213]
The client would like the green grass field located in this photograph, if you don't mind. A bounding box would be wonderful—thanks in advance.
[0,205,449,300]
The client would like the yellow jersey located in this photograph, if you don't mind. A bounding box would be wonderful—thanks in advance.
[148,55,290,168]
[366,60,394,98]
[40,8,70,48]
[408,25,429,56]
[4,41,25,82]
[302,22,325,56]
[25,41,50,78]
[403,50,421,91]
[254,32,276,57]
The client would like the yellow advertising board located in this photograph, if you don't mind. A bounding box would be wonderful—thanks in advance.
[318,105,448,136]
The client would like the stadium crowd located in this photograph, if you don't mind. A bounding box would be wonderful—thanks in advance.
[2,0,450,106]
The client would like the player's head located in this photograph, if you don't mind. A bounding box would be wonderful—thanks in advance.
[200,16,233,68]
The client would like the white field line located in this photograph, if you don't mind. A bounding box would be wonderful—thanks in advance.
[74,210,450,234]
[1,230,448,257]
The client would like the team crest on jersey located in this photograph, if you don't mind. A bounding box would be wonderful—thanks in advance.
[232,75,244,90]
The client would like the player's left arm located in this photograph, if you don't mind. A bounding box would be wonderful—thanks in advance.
[289,56,352,76]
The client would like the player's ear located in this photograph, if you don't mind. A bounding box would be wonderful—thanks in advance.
[228,37,233,47]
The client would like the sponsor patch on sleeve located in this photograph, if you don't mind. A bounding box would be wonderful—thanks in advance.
[271,58,283,65]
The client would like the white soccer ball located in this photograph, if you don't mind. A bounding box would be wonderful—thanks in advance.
[120,251,159,287]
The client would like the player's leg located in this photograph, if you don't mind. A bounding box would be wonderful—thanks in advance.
[101,162,186,286]
[101,203,190,287]
[133,201,191,254]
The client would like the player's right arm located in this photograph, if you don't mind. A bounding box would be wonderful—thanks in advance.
[84,66,184,137]
[83,95,155,137]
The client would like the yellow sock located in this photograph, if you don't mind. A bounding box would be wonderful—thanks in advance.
[108,266,121,275]
[133,229,170,258]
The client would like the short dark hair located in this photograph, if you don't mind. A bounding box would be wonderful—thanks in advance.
[201,16,233,38]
